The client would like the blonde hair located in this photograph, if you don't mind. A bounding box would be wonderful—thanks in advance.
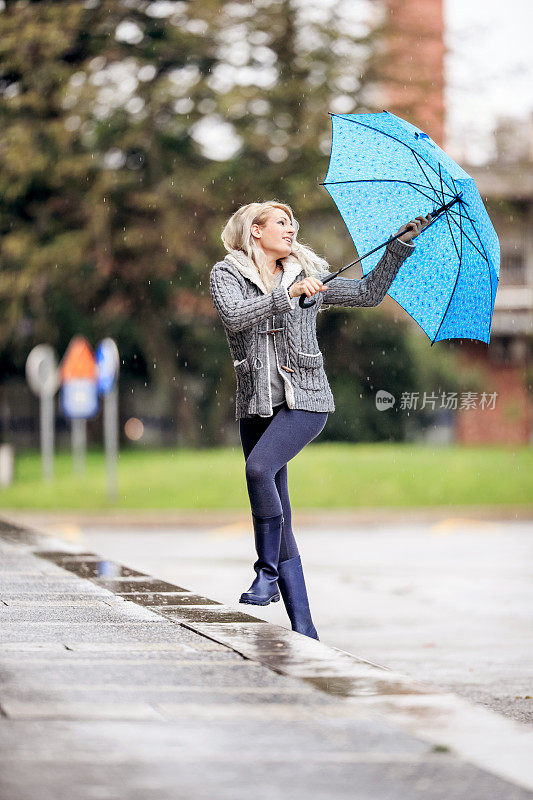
[221,201,331,292]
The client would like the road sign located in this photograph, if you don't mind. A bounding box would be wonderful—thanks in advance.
[60,336,98,419]
[61,379,98,419]
[95,337,120,502]
[25,344,59,481]
[96,338,120,395]
[25,344,60,397]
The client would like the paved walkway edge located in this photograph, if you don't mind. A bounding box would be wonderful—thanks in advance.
[2,514,533,794]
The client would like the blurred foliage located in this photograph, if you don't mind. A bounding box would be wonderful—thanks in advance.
[317,307,474,442]
[3,444,533,509]
[0,0,464,445]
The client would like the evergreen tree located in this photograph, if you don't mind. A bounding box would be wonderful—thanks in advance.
[1,1,458,446]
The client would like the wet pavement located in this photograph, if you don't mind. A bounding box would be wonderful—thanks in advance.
[47,515,533,726]
[1,518,533,799]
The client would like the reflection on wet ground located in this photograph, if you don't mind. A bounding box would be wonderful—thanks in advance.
[0,519,42,545]
[38,552,101,560]
[24,550,485,706]
[302,676,433,698]
[187,622,400,687]
[117,593,222,606]
[66,562,145,579]
[0,523,528,800]
[34,551,381,688]
[37,552,147,578]
[155,607,267,624]
[33,551,263,628]
[14,548,433,699]
[94,579,189,593]
[1,522,527,800]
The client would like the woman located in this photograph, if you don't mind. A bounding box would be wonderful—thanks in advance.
[209,201,430,640]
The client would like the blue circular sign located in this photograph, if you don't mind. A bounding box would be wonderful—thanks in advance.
[95,338,119,395]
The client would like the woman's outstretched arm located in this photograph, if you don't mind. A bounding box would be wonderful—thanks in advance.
[319,238,415,309]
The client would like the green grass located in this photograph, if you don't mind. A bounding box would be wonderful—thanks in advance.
[1,444,532,510]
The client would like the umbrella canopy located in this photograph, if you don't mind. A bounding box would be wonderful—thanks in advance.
[322,111,500,344]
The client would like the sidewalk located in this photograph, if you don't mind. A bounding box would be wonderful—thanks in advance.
[1,516,532,800]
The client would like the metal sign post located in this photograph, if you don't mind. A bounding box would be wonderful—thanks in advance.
[96,338,120,502]
[25,344,60,481]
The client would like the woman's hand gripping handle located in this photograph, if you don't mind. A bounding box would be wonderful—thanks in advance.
[289,276,329,309]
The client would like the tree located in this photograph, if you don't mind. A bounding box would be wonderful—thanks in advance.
[1,1,461,446]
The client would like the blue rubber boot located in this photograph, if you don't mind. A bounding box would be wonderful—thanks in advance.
[239,512,283,606]
[278,555,319,640]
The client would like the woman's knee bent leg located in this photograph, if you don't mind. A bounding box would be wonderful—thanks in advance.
[245,455,274,487]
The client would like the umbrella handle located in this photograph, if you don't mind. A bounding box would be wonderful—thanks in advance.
[299,295,318,309]
[297,193,463,308]
[298,272,338,309]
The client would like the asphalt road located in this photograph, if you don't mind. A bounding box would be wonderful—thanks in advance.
[52,517,533,725]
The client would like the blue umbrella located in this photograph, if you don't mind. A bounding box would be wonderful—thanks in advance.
[305,111,500,345]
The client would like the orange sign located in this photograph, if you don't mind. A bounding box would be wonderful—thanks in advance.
[60,336,97,381]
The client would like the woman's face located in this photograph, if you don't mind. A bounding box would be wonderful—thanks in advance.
[251,209,295,259]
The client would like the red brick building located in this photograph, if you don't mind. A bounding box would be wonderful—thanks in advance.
[454,160,533,445]
[372,0,532,445]
[376,0,445,146]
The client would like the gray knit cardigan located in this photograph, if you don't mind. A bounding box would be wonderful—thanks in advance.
[209,237,415,420]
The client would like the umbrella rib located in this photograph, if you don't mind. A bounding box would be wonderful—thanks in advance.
[400,182,462,211]
[412,151,455,202]
[442,213,461,262]
[324,178,467,258]
[332,114,457,198]
[453,193,491,266]
[439,167,462,262]
[444,209,488,263]
[412,151,488,263]
[457,182,464,272]
[431,175,487,262]
[322,177,449,199]
[322,178,447,208]
[431,167,463,345]
[451,177,493,343]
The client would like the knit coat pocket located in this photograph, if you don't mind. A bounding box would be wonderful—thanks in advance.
[296,351,324,392]
[233,358,254,403]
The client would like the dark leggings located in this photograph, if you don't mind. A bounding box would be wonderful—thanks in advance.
[239,402,328,563]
